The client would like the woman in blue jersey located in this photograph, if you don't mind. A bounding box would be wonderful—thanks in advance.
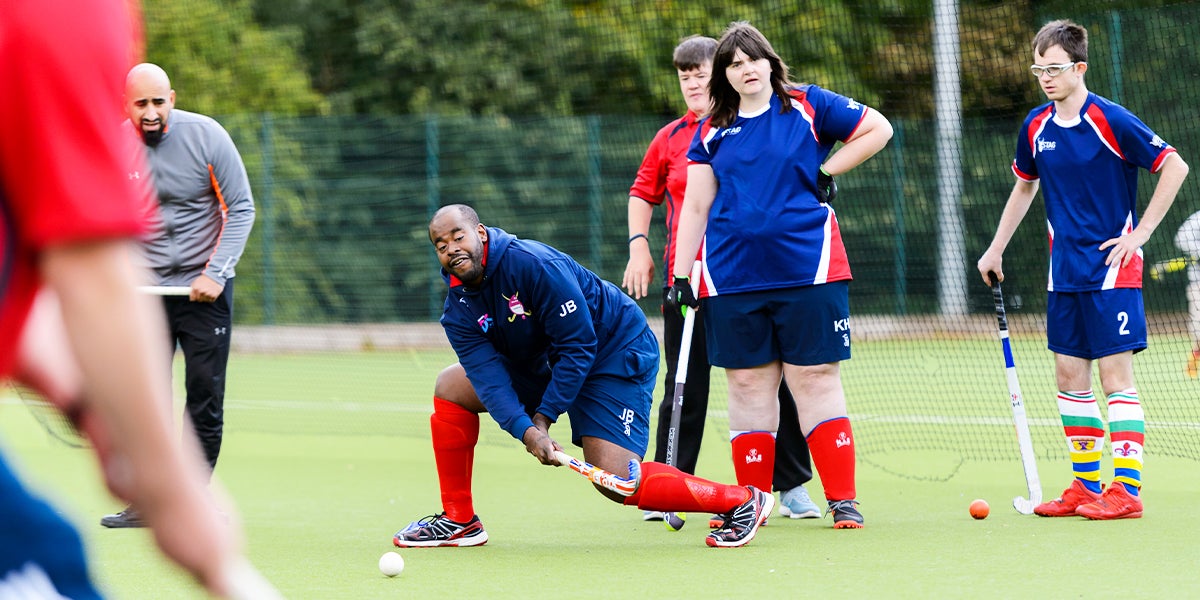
[668,21,892,528]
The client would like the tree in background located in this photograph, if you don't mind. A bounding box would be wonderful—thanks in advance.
[143,0,332,323]
[247,0,1059,122]
[159,0,1200,322]
[145,0,325,116]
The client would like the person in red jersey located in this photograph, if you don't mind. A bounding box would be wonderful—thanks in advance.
[0,1,277,597]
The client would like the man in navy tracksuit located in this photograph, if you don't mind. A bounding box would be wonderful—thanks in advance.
[102,63,256,528]
[393,204,773,549]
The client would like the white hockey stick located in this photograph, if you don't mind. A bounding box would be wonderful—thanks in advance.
[988,274,1042,514]
[138,285,192,296]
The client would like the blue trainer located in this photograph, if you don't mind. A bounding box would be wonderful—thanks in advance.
[778,485,821,519]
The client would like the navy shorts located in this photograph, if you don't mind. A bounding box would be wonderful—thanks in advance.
[703,281,851,368]
[1047,289,1146,359]
[508,325,658,455]
[0,453,102,599]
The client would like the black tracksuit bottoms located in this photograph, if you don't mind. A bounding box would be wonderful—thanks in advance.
[163,278,233,472]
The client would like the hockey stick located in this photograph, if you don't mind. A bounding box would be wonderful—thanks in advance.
[14,285,189,448]
[138,285,192,296]
[662,261,701,531]
[988,273,1042,514]
[553,450,640,497]
[10,384,88,448]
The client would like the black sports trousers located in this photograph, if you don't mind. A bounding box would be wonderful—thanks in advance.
[653,288,813,490]
[163,278,233,472]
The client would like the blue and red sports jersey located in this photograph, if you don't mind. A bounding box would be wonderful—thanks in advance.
[440,227,652,441]
[1013,92,1177,292]
[628,110,702,287]
[687,85,868,297]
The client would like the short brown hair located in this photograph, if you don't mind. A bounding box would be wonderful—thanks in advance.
[1033,19,1088,63]
[673,35,717,71]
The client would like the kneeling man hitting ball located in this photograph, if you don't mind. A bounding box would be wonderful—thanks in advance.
[393,204,771,548]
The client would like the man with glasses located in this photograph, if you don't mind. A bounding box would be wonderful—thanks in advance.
[977,19,1189,520]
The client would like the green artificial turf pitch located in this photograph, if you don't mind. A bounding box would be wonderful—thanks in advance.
[1,348,1196,599]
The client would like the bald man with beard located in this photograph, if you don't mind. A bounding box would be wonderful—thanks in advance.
[102,63,256,528]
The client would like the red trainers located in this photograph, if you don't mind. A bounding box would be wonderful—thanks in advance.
[1076,482,1144,520]
[1034,479,1102,517]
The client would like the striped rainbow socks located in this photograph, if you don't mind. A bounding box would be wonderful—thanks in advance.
[1056,390,1104,494]
[1107,388,1144,495]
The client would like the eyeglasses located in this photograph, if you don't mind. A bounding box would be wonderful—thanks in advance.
[1029,62,1077,78]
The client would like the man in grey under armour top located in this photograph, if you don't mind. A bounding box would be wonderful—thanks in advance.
[102,63,255,528]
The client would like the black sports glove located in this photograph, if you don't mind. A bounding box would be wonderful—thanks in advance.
[816,169,838,204]
[665,276,698,314]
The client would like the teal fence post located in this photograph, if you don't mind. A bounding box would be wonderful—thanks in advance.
[259,113,275,324]
[1110,11,1123,104]
[891,120,908,315]
[426,115,441,320]
[587,115,602,272]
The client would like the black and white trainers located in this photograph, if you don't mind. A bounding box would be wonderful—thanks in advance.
[393,513,488,547]
[705,486,773,548]
[100,506,146,529]
[827,499,864,529]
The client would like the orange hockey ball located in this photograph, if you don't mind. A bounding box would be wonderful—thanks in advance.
[970,499,990,519]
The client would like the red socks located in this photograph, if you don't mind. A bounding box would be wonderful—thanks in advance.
[430,397,479,522]
[730,431,775,492]
[624,461,750,514]
[807,417,856,501]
